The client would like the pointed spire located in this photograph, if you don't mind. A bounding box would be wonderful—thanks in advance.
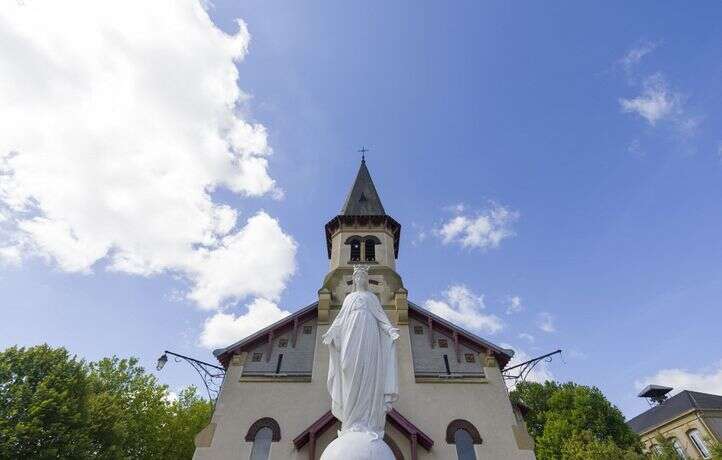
[340,158,386,216]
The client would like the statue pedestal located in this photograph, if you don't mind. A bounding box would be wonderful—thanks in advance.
[320,432,395,460]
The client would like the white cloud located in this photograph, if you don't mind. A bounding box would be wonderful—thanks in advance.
[620,73,679,126]
[436,202,518,250]
[506,295,523,314]
[0,1,296,309]
[518,332,535,343]
[636,361,722,396]
[502,343,555,390]
[444,203,466,214]
[537,312,555,333]
[199,298,290,349]
[619,40,657,73]
[424,284,503,334]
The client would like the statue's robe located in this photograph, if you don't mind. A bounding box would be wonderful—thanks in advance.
[322,290,399,438]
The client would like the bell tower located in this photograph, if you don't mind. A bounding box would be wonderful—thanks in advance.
[318,158,408,325]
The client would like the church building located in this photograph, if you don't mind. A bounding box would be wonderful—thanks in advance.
[193,159,535,460]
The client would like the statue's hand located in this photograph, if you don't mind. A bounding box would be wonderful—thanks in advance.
[389,330,400,341]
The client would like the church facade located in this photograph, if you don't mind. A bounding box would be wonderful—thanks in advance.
[193,160,535,460]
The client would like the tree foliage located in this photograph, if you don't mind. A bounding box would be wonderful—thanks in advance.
[511,381,643,460]
[0,344,212,459]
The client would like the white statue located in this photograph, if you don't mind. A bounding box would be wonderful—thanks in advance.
[320,265,399,460]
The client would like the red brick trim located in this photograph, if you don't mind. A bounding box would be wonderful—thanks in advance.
[245,417,281,443]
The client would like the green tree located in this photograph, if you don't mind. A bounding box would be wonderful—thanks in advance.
[86,356,175,459]
[0,345,91,459]
[709,439,722,460]
[561,430,644,460]
[0,344,213,459]
[511,381,643,460]
[156,387,215,459]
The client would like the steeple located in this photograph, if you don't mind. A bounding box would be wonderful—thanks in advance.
[320,156,406,319]
[340,159,386,216]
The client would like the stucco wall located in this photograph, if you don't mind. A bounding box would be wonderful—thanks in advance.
[194,318,534,460]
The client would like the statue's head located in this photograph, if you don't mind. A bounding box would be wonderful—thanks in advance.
[352,265,370,291]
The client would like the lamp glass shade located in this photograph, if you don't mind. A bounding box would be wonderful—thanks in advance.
[156,353,168,371]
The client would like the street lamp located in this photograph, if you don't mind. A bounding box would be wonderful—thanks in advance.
[156,353,168,371]
[155,350,225,401]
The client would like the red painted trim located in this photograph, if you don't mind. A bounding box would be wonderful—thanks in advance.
[293,409,433,453]
[292,411,337,450]
[446,419,482,445]
[216,304,318,368]
[266,331,274,363]
[245,417,281,442]
[427,317,434,348]
[387,409,434,451]
[308,432,316,460]
[453,331,460,363]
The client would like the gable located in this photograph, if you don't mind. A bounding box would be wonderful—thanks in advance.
[213,300,513,370]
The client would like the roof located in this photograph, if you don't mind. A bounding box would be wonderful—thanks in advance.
[340,159,386,216]
[293,409,434,451]
[627,390,722,434]
[213,301,515,369]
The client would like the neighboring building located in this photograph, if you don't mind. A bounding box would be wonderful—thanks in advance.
[628,385,722,459]
[193,159,535,460]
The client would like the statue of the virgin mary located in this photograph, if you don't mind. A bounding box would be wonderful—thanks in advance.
[320,265,399,459]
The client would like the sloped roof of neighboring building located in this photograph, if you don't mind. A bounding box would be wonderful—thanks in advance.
[212,301,514,369]
[627,390,722,434]
[340,158,386,216]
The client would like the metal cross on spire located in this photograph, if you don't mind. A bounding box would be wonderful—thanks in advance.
[358,146,369,162]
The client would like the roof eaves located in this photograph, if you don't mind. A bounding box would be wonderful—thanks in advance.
[407,301,514,363]
[213,301,319,359]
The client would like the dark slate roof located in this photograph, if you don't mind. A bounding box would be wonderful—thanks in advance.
[627,390,722,434]
[340,159,386,216]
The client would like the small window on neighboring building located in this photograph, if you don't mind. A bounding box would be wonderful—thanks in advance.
[438,338,449,348]
[350,239,361,261]
[365,239,376,262]
[414,325,424,335]
[252,352,263,362]
[465,353,475,363]
[278,338,288,348]
[670,438,686,459]
[688,429,711,458]
[303,325,313,335]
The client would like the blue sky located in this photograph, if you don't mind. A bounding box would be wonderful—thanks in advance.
[2,0,722,417]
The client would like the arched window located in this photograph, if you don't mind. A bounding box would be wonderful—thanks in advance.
[687,429,711,458]
[350,239,361,261]
[446,419,482,460]
[245,418,281,460]
[249,427,272,460]
[365,239,376,261]
[454,429,477,459]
